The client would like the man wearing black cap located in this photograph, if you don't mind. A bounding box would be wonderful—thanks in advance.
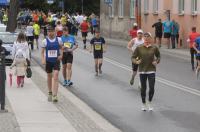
[41,26,63,103]
[152,19,163,48]
[90,29,107,76]
[132,32,160,111]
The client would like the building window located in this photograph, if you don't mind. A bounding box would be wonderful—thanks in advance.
[153,0,158,14]
[144,0,149,14]
[109,0,114,18]
[178,0,185,14]
[118,0,124,18]
[191,0,197,14]
[130,0,135,18]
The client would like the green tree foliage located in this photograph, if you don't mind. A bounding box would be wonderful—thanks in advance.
[20,0,100,15]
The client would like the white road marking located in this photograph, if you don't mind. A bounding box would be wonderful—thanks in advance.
[78,49,200,97]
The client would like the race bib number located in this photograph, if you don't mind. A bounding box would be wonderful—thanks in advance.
[95,44,101,50]
[64,42,72,48]
[48,50,57,58]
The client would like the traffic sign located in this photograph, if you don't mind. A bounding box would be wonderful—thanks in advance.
[105,0,112,4]
[47,0,54,4]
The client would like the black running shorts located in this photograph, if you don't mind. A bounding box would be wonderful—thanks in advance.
[46,61,60,73]
[132,63,139,72]
[94,52,103,59]
[81,32,88,37]
[62,52,73,64]
[164,33,171,38]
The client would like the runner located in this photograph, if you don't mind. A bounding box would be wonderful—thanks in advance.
[61,27,78,86]
[91,15,98,35]
[90,29,107,76]
[80,18,89,49]
[55,21,63,37]
[193,36,200,79]
[129,23,138,39]
[188,27,200,71]
[152,19,163,48]
[26,22,34,50]
[41,26,63,102]
[33,21,40,49]
[132,32,160,111]
[127,29,144,86]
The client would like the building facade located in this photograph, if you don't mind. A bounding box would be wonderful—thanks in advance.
[100,0,139,40]
[100,0,200,48]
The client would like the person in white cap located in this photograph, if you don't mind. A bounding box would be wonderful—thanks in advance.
[129,23,138,38]
[132,32,160,111]
[127,29,144,86]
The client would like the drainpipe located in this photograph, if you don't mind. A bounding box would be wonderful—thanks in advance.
[135,0,141,28]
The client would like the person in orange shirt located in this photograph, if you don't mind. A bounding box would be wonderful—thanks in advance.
[129,23,138,39]
[80,19,89,49]
[32,11,39,22]
[188,27,200,70]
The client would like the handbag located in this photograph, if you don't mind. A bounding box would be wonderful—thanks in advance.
[26,66,32,78]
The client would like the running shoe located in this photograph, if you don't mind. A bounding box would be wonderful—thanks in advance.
[48,92,52,102]
[147,102,154,111]
[66,81,73,86]
[63,80,68,86]
[141,103,147,111]
[95,72,98,76]
[196,69,199,79]
[52,95,58,103]
[130,77,134,85]
[99,69,102,74]
[138,84,141,91]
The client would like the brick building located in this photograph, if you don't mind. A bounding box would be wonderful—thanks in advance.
[100,0,200,48]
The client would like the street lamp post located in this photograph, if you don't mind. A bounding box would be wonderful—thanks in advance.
[81,0,83,14]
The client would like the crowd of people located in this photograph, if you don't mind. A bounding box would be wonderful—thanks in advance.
[4,9,103,103]
[127,18,200,111]
[1,8,200,111]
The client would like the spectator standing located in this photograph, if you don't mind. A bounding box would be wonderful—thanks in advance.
[152,19,163,48]
[163,19,173,49]
[171,20,179,49]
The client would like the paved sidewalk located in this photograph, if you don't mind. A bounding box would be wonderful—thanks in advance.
[5,68,77,132]
[4,60,121,132]
[0,98,21,132]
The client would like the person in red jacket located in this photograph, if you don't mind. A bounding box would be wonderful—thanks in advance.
[129,23,138,39]
[188,27,200,70]
[80,19,89,49]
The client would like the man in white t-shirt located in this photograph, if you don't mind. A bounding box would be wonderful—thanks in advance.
[26,22,34,50]
[127,29,144,86]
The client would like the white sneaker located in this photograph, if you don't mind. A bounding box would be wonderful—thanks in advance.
[141,103,147,111]
[147,102,154,111]
[196,69,199,79]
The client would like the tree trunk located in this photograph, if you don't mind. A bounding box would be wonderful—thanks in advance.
[6,0,19,32]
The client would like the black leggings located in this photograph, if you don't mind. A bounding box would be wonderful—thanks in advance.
[190,48,197,68]
[140,73,155,104]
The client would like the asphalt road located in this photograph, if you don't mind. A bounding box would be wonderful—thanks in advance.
[33,39,200,132]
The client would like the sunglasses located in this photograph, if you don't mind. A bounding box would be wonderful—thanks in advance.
[144,35,150,38]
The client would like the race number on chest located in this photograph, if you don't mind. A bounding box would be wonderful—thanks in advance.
[48,50,57,58]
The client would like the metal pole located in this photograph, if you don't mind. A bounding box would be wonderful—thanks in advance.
[62,0,64,14]
[0,47,8,113]
[82,0,83,14]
